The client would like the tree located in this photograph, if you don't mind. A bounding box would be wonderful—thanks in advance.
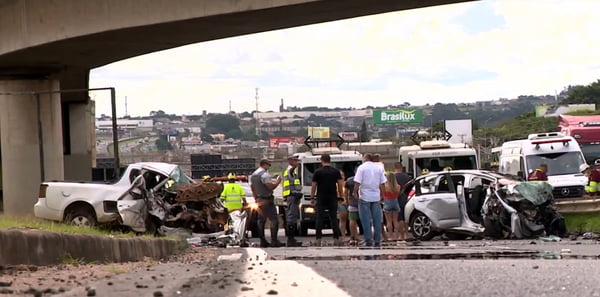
[155,135,173,151]
[359,121,370,142]
[205,114,241,137]
[562,79,600,104]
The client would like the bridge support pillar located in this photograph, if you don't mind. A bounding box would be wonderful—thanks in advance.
[0,79,64,215]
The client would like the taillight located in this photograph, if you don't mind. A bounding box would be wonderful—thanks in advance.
[39,184,48,198]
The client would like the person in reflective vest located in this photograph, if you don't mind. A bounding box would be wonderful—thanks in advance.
[528,164,548,181]
[581,163,600,196]
[282,155,303,247]
[221,172,246,212]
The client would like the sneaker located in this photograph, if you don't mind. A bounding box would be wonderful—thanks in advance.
[374,242,382,248]
[260,240,271,248]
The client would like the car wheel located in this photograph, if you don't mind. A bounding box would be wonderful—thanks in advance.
[65,208,97,227]
[410,212,434,241]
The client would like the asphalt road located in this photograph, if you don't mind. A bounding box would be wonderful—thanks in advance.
[55,236,600,297]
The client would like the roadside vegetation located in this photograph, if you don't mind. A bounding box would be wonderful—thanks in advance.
[0,216,136,237]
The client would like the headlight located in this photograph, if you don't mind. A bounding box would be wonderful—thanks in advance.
[304,207,315,214]
[249,203,259,210]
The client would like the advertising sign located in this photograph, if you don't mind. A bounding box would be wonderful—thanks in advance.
[308,127,331,139]
[445,119,473,145]
[373,109,423,125]
[338,132,358,141]
[268,137,305,148]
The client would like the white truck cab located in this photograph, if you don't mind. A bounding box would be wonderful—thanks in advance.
[400,139,478,179]
[288,138,363,236]
[498,132,587,199]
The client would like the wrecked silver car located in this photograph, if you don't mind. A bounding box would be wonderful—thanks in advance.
[404,170,566,240]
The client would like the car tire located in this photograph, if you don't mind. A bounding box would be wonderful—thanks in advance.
[300,222,309,237]
[409,211,435,241]
[65,207,97,227]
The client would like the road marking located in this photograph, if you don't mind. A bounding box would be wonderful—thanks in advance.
[238,248,351,297]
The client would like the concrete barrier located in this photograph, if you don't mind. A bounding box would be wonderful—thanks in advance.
[0,228,184,266]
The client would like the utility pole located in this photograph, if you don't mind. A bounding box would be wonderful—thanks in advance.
[229,99,232,113]
[255,88,261,146]
[124,96,128,117]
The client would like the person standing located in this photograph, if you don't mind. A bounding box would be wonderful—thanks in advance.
[250,159,283,248]
[337,170,349,243]
[282,155,303,247]
[220,172,246,231]
[310,154,344,246]
[393,162,411,242]
[353,153,387,247]
[528,164,548,181]
[383,171,401,241]
[345,173,360,245]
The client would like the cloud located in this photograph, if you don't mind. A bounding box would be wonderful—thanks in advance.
[90,0,600,117]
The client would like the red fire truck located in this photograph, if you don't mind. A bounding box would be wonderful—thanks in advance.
[558,115,600,164]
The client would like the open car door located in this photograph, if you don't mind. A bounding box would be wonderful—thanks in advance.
[413,173,461,229]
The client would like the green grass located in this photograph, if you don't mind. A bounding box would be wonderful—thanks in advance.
[564,213,600,233]
[0,216,136,237]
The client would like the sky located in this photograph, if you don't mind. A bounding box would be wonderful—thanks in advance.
[90,0,600,117]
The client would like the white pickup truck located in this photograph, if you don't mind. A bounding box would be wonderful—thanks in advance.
[34,162,191,226]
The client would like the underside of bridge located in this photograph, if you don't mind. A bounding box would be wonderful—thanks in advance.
[0,0,472,215]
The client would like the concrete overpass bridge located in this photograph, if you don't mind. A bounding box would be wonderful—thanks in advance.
[0,0,472,215]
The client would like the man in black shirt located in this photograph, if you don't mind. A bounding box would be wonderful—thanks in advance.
[310,154,344,246]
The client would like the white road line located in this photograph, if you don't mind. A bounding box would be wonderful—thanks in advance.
[235,248,351,297]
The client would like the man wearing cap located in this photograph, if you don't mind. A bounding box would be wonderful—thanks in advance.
[251,159,283,247]
[220,172,247,240]
[282,155,303,247]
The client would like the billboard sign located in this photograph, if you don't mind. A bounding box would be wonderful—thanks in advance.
[308,127,330,139]
[445,119,473,145]
[373,109,423,125]
[339,132,358,141]
[268,137,305,148]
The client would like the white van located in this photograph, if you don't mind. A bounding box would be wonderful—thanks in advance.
[498,132,587,199]
[399,140,478,178]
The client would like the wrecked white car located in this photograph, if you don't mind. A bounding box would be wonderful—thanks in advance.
[34,162,184,226]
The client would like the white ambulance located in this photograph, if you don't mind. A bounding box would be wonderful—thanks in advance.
[498,132,587,199]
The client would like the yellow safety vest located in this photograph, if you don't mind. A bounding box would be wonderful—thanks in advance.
[220,183,245,211]
[282,167,301,197]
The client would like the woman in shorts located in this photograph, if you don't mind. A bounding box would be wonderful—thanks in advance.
[345,174,360,245]
[337,170,349,243]
[383,172,401,241]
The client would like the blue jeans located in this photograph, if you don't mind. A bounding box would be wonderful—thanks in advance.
[358,199,383,245]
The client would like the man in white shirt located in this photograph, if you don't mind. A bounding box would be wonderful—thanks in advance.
[353,153,387,247]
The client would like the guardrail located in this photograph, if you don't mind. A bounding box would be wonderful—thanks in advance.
[556,197,600,213]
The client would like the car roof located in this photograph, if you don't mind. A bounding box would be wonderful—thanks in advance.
[417,169,504,180]
[128,162,179,176]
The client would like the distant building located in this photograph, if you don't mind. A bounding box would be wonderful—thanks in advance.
[95,119,154,132]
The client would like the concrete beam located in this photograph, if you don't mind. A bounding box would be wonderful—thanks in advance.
[0,0,473,74]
